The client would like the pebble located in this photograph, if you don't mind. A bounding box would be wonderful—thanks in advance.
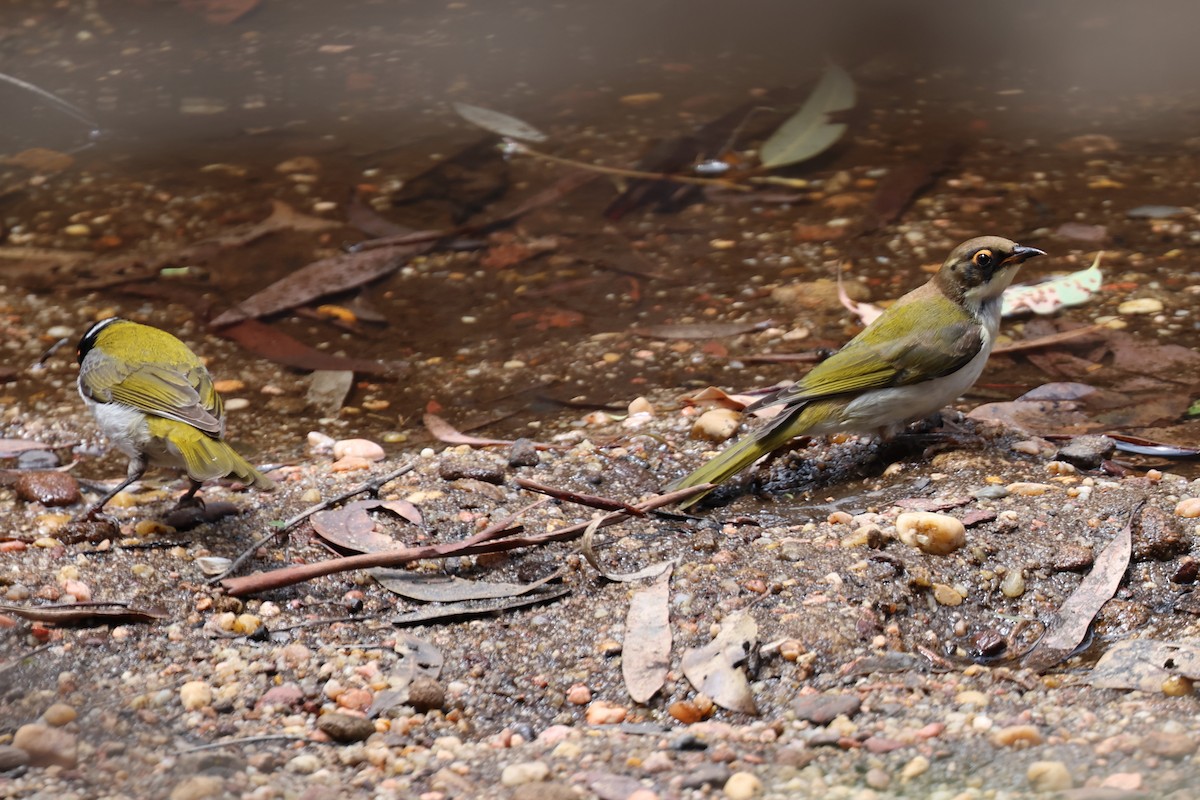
[12,722,77,768]
[275,155,321,174]
[0,745,31,771]
[1132,506,1190,561]
[180,680,214,710]
[508,438,540,468]
[932,583,965,606]
[993,724,1043,747]
[41,703,76,726]
[691,408,742,443]
[169,775,225,800]
[669,700,704,724]
[258,683,305,709]
[1140,731,1197,758]
[566,683,592,705]
[1101,773,1143,790]
[1056,435,1115,469]
[1174,498,1200,518]
[1052,544,1094,572]
[1000,570,1026,598]
[317,712,376,743]
[792,693,861,724]
[1026,760,1073,791]
[500,760,550,786]
[585,700,627,725]
[407,676,445,712]
[307,431,336,452]
[13,471,81,506]
[896,512,966,555]
[287,753,322,773]
[333,438,386,462]
[1006,481,1051,496]
[723,771,763,799]
[1118,297,1164,315]
[681,764,732,789]
[512,783,577,800]
[330,455,372,472]
[899,755,929,781]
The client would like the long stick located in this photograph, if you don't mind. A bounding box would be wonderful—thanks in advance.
[218,484,711,597]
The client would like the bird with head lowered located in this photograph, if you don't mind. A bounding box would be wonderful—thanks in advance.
[75,317,276,520]
[671,236,1045,507]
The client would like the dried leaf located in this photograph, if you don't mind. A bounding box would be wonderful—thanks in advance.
[580,516,675,582]
[680,610,759,714]
[1022,504,1136,671]
[452,102,548,143]
[367,634,445,717]
[310,499,422,554]
[210,239,435,327]
[1091,639,1200,691]
[370,568,561,602]
[759,64,856,169]
[837,265,882,325]
[306,370,355,414]
[215,319,399,375]
[623,567,672,703]
[423,413,555,450]
[0,602,168,625]
[0,439,50,457]
[390,586,570,626]
[1002,252,1104,317]
[0,147,73,172]
[678,386,758,411]
[630,320,771,339]
[180,0,260,25]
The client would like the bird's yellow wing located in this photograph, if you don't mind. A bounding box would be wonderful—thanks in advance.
[750,300,984,410]
[80,353,224,435]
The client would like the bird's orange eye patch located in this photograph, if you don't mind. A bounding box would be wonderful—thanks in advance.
[972,249,994,267]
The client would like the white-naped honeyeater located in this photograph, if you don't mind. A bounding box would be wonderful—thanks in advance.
[75,317,276,519]
[672,236,1045,507]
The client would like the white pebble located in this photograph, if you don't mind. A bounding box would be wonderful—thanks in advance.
[333,438,385,462]
[896,512,966,555]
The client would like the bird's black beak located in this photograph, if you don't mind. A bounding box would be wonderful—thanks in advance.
[1006,245,1046,264]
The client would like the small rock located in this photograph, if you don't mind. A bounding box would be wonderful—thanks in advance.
[500,760,550,786]
[1133,505,1190,561]
[1101,772,1143,790]
[680,764,732,790]
[276,155,321,174]
[585,700,627,726]
[1127,205,1190,219]
[257,683,305,709]
[1027,760,1073,791]
[1000,569,1026,598]
[993,724,1043,747]
[13,471,81,507]
[566,683,592,705]
[691,408,742,443]
[508,438,540,468]
[1055,435,1115,469]
[180,681,213,710]
[932,583,964,606]
[668,700,704,724]
[12,722,77,768]
[512,782,577,800]
[317,712,375,743]
[407,676,445,712]
[900,755,929,782]
[41,703,76,726]
[169,775,225,800]
[1174,497,1200,518]
[792,693,861,725]
[332,438,385,462]
[287,753,322,773]
[1118,298,1164,315]
[438,459,505,484]
[1053,543,1095,572]
[1141,731,1197,759]
[896,512,966,555]
[723,771,763,800]
[0,745,31,771]
[1006,481,1051,496]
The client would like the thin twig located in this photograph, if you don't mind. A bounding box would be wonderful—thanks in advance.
[508,143,751,192]
[176,735,329,755]
[513,477,645,516]
[219,484,711,597]
[0,643,55,677]
[210,462,417,583]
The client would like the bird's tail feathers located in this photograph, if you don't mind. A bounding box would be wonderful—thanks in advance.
[179,434,277,490]
[671,406,807,508]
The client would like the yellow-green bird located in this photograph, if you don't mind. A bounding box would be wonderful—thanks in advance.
[75,318,275,519]
[672,236,1044,507]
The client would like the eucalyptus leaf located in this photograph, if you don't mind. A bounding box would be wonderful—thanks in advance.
[759,64,856,169]
[452,102,548,143]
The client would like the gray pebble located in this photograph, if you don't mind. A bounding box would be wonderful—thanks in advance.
[316,712,375,743]
[1055,435,1115,469]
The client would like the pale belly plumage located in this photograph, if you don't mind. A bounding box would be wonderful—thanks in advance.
[82,396,185,469]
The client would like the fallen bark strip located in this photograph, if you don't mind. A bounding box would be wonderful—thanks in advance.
[513,476,646,516]
[219,484,712,597]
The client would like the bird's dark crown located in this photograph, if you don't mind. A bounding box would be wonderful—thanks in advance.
[76,317,122,364]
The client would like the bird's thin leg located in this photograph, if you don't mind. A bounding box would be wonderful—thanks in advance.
[77,457,145,521]
[175,479,205,510]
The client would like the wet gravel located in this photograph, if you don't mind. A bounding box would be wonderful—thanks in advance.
[5,1,1200,798]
